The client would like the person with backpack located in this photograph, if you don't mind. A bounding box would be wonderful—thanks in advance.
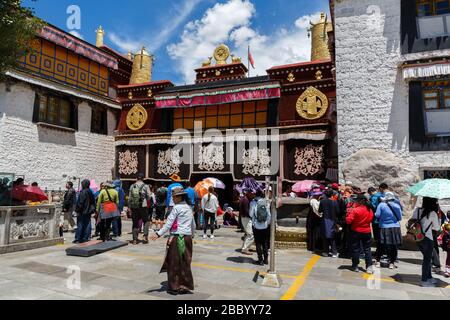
[375,192,403,270]
[112,179,125,238]
[74,179,96,244]
[96,181,120,242]
[128,173,152,245]
[408,197,442,287]
[155,184,168,231]
[249,191,271,266]
[62,181,77,233]
[201,186,219,239]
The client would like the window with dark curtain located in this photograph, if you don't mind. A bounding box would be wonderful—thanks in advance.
[91,106,108,135]
[33,93,75,128]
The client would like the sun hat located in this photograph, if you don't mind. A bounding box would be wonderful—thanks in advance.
[103,181,115,188]
[331,183,339,190]
[172,186,187,197]
[381,192,396,202]
[170,174,182,182]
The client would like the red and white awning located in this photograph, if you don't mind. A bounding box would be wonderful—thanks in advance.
[155,83,281,109]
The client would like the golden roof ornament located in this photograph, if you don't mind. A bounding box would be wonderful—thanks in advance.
[147,89,153,98]
[231,54,242,63]
[202,57,212,67]
[126,104,148,131]
[287,73,295,82]
[96,26,104,47]
[214,44,230,65]
[296,86,329,120]
[308,12,333,61]
[315,70,323,80]
[128,91,133,99]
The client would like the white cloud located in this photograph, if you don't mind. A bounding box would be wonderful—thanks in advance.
[167,0,324,84]
[69,30,84,40]
[107,0,204,55]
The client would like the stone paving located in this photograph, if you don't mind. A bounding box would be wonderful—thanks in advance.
[0,220,449,300]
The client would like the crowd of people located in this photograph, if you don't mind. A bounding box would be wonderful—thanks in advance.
[306,182,450,287]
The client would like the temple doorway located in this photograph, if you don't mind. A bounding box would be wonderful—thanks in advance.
[190,173,235,209]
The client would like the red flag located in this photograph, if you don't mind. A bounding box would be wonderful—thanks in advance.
[248,46,255,69]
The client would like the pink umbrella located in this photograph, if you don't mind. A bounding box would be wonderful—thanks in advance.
[292,180,320,193]
[78,179,100,193]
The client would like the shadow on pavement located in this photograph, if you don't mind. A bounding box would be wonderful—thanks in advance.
[226,256,255,264]
[391,274,449,287]
[397,258,422,266]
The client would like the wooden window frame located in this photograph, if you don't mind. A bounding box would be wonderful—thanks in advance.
[416,0,450,16]
[91,105,108,135]
[35,93,75,128]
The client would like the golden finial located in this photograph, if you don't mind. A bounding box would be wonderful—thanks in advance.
[287,73,295,82]
[202,57,212,67]
[315,70,323,80]
[96,26,104,47]
[128,91,133,100]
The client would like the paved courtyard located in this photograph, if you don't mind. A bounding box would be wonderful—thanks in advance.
[0,220,449,300]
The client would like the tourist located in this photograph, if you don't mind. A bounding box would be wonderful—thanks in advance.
[201,186,219,239]
[306,190,323,253]
[74,179,95,244]
[250,191,271,266]
[346,194,374,274]
[319,189,340,258]
[31,182,38,187]
[62,181,77,233]
[370,184,387,267]
[151,187,195,295]
[374,192,403,269]
[440,222,450,278]
[223,204,239,226]
[112,179,125,238]
[408,197,441,287]
[93,182,104,238]
[155,183,168,231]
[128,173,152,245]
[96,181,120,242]
[240,189,255,255]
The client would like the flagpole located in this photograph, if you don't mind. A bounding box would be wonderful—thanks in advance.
[248,45,250,77]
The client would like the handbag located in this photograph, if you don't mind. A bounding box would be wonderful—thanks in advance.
[99,189,120,220]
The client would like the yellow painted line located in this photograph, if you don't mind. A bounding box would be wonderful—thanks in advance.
[110,251,297,279]
[280,255,321,300]
[362,274,396,283]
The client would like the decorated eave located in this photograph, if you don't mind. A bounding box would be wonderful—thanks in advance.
[117,80,174,107]
[401,56,450,80]
[155,77,281,109]
[195,62,249,83]
[38,24,118,70]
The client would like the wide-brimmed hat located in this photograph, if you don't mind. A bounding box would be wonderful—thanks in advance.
[172,186,187,197]
[381,192,396,202]
[104,181,115,188]
[170,174,182,182]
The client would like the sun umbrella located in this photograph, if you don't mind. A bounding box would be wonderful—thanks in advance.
[235,177,263,194]
[292,180,320,193]
[194,180,213,199]
[407,179,450,200]
[78,179,100,193]
[203,177,226,189]
[11,185,48,202]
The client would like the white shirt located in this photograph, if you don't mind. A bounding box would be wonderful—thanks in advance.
[310,198,322,218]
[157,202,195,237]
[412,208,440,241]
[201,193,219,214]
[250,198,271,230]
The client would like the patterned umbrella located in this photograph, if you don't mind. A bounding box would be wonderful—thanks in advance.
[292,180,320,193]
[203,177,226,189]
[407,179,450,200]
[194,180,213,199]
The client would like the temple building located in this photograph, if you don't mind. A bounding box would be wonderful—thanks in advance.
[0,24,126,189]
[332,0,450,206]
[115,12,337,201]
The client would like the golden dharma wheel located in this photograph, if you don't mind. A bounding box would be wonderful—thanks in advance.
[214,44,230,65]
[296,86,329,120]
[126,104,148,131]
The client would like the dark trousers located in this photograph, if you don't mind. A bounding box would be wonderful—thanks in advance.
[253,228,269,262]
[99,218,114,242]
[432,233,441,268]
[112,216,122,237]
[373,223,385,262]
[132,208,149,241]
[418,238,434,282]
[386,245,398,264]
[75,214,91,242]
[203,211,216,235]
[350,231,372,268]
[323,238,337,256]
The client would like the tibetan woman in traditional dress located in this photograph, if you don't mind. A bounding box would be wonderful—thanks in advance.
[151,186,196,295]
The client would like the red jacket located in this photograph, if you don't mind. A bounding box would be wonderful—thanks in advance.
[346,204,373,234]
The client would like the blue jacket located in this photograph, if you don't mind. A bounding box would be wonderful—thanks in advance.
[113,180,125,212]
[185,187,197,208]
[375,201,402,228]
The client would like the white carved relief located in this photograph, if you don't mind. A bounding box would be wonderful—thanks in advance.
[242,147,271,176]
[294,144,324,176]
[118,150,138,175]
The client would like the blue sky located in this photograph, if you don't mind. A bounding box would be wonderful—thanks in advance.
[23,0,330,84]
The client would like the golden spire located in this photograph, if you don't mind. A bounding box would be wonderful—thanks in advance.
[130,47,154,84]
[309,12,333,61]
[96,26,104,47]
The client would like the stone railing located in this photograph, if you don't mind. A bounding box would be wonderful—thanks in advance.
[0,204,64,254]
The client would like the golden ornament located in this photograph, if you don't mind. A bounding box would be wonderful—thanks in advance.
[147,89,153,97]
[315,70,323,80]
[296,86,329,120]
[287,73,295,82]
[213,44,230,65]
[128,91,133,99]
[215,70,221,76]
[126,104,148,131]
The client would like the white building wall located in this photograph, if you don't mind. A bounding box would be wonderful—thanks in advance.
[0,82,117,190]
[335,0,450,183]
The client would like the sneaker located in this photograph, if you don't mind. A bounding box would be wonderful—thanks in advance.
[432,267,442,274]
[253,260,264,266]
[375,262,381,268]
[332,254,338,258]
[421,281,436,288]
[202,234,208,239]
[209,235,215,239]
[389,263,395,270]
[72,240,80,244]
[351,266,360,273]
[264,259,269,265]
[366,266,374,275]
[429,278,438,284]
